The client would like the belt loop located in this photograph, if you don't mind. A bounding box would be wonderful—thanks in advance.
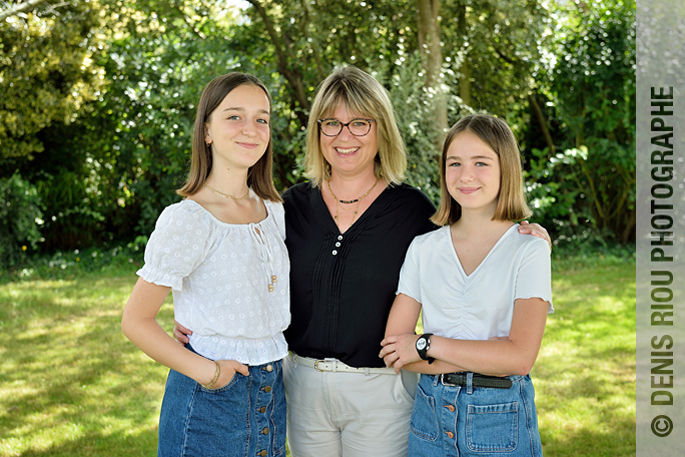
[363,367,370,376]
[466,372,474,394]
[433,374,440,387]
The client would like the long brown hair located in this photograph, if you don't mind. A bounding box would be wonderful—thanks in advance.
[431,114,531,226]
[177,72,281,202]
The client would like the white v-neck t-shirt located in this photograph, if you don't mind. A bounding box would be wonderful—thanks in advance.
[397,224,553,341]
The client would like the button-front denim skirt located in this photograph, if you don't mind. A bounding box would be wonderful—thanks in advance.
[408,373,543,457]
[157,345,286,457]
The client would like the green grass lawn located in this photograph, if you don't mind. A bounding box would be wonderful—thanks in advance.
[0,257,635,456]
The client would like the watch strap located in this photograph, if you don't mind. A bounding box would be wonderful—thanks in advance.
[416,333,435,364]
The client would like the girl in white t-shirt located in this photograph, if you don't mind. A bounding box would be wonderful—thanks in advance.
[121,73,290,457]
[380,114,553,456]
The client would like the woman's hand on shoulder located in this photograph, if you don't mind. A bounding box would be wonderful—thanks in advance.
[379,333,422,374]
[518,221,552,251]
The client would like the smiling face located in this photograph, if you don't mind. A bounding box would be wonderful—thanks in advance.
[445,130,502,216]
[204,83,271,172]
[319,102,378,179]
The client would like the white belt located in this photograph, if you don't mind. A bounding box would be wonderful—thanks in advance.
[291,354,396,375]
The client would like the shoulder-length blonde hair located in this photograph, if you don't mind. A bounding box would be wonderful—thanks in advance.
[304,66,406,187]
[177,72,281,202]
[431,114,531,226]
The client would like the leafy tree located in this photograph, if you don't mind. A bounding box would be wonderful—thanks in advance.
[533,0,636,243]
[0,0,635,255]
[0,0,106,169]
[0,0,48,21]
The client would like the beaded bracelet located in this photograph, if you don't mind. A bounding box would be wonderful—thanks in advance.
[203,361,221,389]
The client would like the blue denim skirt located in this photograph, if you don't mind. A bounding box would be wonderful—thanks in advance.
[408,373,543,457]
[157,345,286,457]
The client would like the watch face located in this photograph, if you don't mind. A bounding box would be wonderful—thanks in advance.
[417,338,427,351]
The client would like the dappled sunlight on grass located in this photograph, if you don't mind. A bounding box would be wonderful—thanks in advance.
[0,273,170,456]
[533,263,635,456]
[1,261,635,456]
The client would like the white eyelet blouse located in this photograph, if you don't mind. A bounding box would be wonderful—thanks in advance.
[137,198,291,365]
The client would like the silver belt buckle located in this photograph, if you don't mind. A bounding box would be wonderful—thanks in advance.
[440,373,459,387]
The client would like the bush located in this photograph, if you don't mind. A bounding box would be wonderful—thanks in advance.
[540,0,636,243]
[0,173,44,269]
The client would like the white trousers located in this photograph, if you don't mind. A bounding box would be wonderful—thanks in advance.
[283,353,418,457]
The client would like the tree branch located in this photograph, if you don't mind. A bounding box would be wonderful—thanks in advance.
[527,93,555,153]
[245,0,310,118]
[0,0,50,21]
[170,3,206,40]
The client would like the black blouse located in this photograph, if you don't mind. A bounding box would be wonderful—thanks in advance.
[282,182,437,368]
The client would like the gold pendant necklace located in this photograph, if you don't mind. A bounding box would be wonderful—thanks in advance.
[204,183,250,200]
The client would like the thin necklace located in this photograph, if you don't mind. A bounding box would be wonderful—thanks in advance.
[327,177,380,229]
[204,183,250,200]
[327,177,379,204]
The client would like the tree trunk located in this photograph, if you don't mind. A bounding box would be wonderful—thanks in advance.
[528,93,555,153]
[416,0,447,149]
[246,0,309,127]
[456,0,471,107]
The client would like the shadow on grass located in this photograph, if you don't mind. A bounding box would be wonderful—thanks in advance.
[0,275,167,456]
[13,428,157,457]
[1,261,635,456]
[542,426,635,457]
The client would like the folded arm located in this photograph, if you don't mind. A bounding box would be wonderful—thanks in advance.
[381,293,549,376]
[381,293,468,374]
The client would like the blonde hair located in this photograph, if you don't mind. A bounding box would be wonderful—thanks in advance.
[431,114,531,226]
[177,72,281,202]
[304,66,406,187]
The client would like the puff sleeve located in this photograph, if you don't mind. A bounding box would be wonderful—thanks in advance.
[136,202,213,291]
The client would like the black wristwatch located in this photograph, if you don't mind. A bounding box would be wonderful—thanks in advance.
[416,333,435,364]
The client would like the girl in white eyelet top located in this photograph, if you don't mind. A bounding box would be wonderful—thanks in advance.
[121,73,290,457]
[137,197,290,365]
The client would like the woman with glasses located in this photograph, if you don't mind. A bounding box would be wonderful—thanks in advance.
[279,66,437,457]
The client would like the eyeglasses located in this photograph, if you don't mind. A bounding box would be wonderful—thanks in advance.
[317,118,375,137]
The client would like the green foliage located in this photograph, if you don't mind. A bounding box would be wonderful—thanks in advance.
[524,146,590,236]
[539,0,636,242]
[0,239,146,284]
[0,173,44,269]
[380,51,471,205]
[1,0,636,251]
[0,1,106,168]
[442,0,552,122]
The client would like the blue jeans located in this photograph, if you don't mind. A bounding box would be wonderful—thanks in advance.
[408,373,543,457]
[157,345,286,457]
